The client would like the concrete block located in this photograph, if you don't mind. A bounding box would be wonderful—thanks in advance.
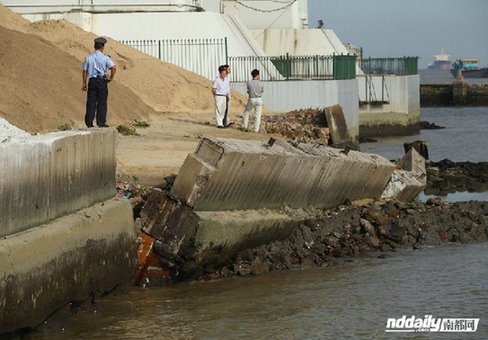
[398,147,427,185]
[324,104,353,147]
[0,129,116,237]
[381,170,425,202]
[170,137,395,212]
[381,147,426,202]
[141,189,311,277]
[0,198,136,333]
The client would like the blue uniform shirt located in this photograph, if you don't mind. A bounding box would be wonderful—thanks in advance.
[82,50,115,78]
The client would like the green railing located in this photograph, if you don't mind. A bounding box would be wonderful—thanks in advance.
[360,57,418,75]
[228,54,356,82]
[121,38,228,80]
[333,55,357,80]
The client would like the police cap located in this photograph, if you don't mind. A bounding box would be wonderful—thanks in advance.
[94,37,107,44]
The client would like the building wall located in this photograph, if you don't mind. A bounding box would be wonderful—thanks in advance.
[3,0,199,14]
[202,0,308,29]
[230,79,360,140]
[358,75,421,137]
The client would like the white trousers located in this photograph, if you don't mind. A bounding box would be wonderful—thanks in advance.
[214,95,229,127]
[242,98,263,132]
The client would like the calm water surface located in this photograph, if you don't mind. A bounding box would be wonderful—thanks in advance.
[27,107,488,339]
[29,244,488,339]
[361,107,488,162]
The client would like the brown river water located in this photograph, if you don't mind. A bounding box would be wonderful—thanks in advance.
[27,107,488,339]
[28,243,488,339]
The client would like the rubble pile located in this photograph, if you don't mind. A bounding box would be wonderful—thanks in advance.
[0,117,30,141]
[263,109,330,144]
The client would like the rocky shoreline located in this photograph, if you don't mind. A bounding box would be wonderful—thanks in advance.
[122,159,488,284]
[197,198,488,281]
[426,159,488,195]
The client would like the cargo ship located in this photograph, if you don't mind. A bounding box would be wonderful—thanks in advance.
[427,51,451,70]
[451,58,488,78]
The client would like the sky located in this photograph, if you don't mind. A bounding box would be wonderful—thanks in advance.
[308,0,488,69]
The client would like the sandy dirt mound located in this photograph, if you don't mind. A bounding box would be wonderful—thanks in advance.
[0,25,155,132]
[0,5,247,131]
[28,19,246,114]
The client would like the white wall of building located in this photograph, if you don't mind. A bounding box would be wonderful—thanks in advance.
[202,0,308,29]
[358,75,420,115]
[231,79,359,138]
[1,0,201,14]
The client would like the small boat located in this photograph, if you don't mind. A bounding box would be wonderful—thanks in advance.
[451,58,488,78]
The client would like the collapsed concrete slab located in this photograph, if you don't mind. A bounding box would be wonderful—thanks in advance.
[141,189,310,278]
[140,137,398,278]
[381,148,427,201]
[0,198,136,334]
[170,137,396,211]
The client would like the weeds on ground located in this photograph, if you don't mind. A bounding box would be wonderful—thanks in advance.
[57,123,72,131]
[132,119,150,128]
[116,125,140,136]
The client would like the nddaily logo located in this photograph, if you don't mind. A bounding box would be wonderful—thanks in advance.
[386,315,480,333]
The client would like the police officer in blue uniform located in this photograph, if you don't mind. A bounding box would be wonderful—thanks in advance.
[82,37,116,128]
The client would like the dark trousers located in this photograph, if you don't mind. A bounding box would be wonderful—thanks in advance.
[223,96,229,125]
[85,77,108,127]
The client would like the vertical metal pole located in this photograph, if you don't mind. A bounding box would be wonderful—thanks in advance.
[158,40,161,60]
[224,37,228,65]
[382,75,384,102]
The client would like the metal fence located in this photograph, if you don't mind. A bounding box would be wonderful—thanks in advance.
[228,54,356,82]
[360,57,418,75]
[121,38,228,80]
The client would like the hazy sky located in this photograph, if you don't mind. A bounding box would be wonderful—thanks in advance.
[308,0,488,68]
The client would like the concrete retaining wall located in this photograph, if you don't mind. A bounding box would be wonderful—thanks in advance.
[231,79,359,141]
[0,198,136,333]
[358,74,420,137]
[0,129,116,237]
[420,84,488,106]
[170,137,395,212]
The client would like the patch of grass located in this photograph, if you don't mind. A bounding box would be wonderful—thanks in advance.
[132,119,150,128]
[57,123,72,131]
[116,124,140,136]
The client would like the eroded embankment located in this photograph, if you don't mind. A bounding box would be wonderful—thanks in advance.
[196,198,487,280]
[121,157,488,284]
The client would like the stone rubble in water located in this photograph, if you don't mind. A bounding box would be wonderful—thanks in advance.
[0,117,31,142]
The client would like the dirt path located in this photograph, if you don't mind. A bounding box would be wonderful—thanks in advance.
[116,111,269,186]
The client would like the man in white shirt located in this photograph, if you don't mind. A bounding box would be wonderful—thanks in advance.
[212,65,230,128]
